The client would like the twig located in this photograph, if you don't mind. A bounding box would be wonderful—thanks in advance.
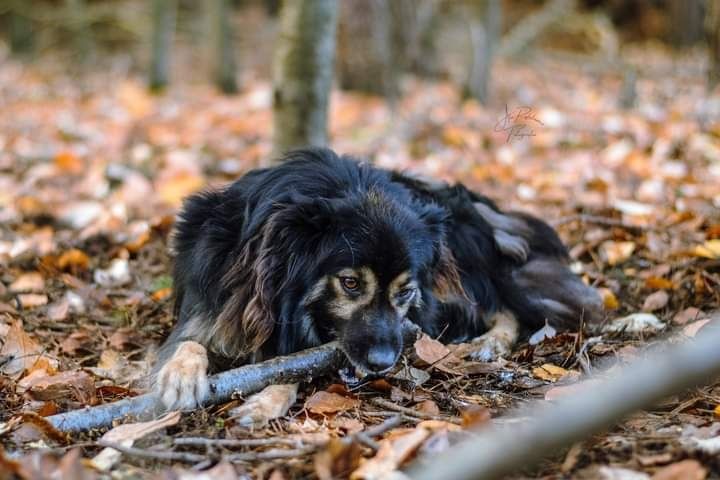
[370,398,462,424]
[174,437,302,448]
[97,440,206,463]
[47,322,421,433]
[409,322,720,480]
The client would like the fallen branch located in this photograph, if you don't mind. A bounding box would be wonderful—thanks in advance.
[409,321,720,480]
[48,323,421,433]
[48,342,343,433]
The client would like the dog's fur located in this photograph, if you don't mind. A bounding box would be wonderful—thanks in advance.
[154,148,602,409]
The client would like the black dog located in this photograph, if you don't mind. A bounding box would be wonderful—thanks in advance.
[154,148,601,409]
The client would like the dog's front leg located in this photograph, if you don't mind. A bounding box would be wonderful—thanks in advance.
[468,310,519,362]
[155,340,210,410]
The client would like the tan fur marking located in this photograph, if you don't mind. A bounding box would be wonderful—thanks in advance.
[388,271,417,317]
[469,310,520,361]
[328,267,376,319]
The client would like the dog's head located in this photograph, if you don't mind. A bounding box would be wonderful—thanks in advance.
[219,182,461,374]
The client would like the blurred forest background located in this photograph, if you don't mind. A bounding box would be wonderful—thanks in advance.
[2,1,720,479]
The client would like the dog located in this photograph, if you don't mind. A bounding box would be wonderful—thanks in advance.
[154,147,602,409]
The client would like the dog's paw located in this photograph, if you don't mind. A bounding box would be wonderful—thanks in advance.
[155,341,209,410]
[467,334,512,362]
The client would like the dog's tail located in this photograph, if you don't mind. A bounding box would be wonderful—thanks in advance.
[473,202,603,331]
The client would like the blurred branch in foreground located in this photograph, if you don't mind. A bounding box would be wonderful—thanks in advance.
[410,318,720,480]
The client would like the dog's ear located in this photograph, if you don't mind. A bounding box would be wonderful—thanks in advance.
[417,203,468,302]
[213,197,337,357]
[432,243,468,302]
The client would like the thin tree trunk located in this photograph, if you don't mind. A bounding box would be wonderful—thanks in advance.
[706,0,720,90]
[65,0,92,63]
[272,0,339,157]
[668,0,704,47]
[465,1,502,104]
[209,0,239,94]
[149,0,177,92]
[7,2,35,57]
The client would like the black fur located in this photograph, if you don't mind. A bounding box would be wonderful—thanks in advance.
[158,148,601,374]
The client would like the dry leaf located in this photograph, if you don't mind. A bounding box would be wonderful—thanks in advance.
[414,334,450,365]
[17,293,48,309]
[315,438,363,480]
[651,460,706,480]
[645,276,674,290]
[93,258,131,288]
[642,290,669,312]
[26,370,96,404]
[151,287,172,301]
[599,288,619,310]
[0,321,58,377]
[92,411,181,471]
[692,240,720,259]
[682,319,711,338]
[714,405,720,418]
[673,307,705,325]
[532,363,569,382]
[460,404,491,428]
[305,390,359,415]
[9,272,45,293]
[600,241,636,266]
[230,384,298,427]
[415,400,440,416]
[57,249,90,272]
[54,151,83,174]
[350,427,431,480]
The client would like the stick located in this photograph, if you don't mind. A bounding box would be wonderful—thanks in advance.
[48,322,421,433]
[48,342,343,433]
[409,321,720,480]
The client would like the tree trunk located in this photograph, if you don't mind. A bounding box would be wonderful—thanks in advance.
[7,2,35,57]
[706,0,720,90]
[668,0,704,47]
[465,1,502,104]
[209,0,239,94]
[149,0,177,92]
[272,0,339,156]
[65,0,92,63]
[336,0,396,98]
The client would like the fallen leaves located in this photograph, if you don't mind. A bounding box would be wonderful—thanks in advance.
[8,272,45,293]
[0,320,58,378]
[532,363,570,382]
[692,239,720,259]
[600,240,636,265]
[651,460,707,480]
[642,290,669,312]
[25,370,96,405]
[350,427,431,480]
[603,313,666,334]
[230,384,298,428]
[305,390,359,415]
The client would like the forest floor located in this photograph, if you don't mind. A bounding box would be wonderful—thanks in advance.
[1,45,720,479]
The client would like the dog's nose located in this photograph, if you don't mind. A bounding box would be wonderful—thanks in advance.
[366,345,396,372]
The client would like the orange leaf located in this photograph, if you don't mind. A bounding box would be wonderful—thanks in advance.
[645,276,674,290]
[305,391,359,415]
[53,151,83,174]
[57,249,90,272]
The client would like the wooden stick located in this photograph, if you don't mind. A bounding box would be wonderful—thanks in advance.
[48,342,343,433]
[47,322,421,433]
[409,321,720,480]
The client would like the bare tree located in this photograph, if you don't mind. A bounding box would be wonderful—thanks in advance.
[6,1,35,57]
[272,0,339,156]
[465,1,502,104]
[668,0,704,47]
[149,0,177,91]
[209,0,239,94]
[707,0,720,90]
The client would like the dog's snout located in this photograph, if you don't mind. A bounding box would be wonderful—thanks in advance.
[366,344,397,372]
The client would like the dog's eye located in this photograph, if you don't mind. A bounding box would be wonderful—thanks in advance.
[340,276,359,292]
[397,287,415,301]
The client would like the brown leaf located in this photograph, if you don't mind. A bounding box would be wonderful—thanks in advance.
[56,249,90,272]
[9,272,45,293]
[415,400,440,416]
[414,334,453,367]
[316,438,363,480]
[460,404,491,428]
[0,320,58,378]
[350,426,431,479]
[600,241,635,266]
[673,307,705,325]
[305,391,359,415]
[642,290,669,312]
[61,331,93,356]
[599,288,620,310]
[682,319,712,338]
[17,293,48,309]
[230,384,298,427]
[651,460,706,480]
[26,370,96,405]
[92,411,181,471]
[645,276,674,290]
[532,363,570,382]
[692,240,720,259]
[47,297,70,321]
